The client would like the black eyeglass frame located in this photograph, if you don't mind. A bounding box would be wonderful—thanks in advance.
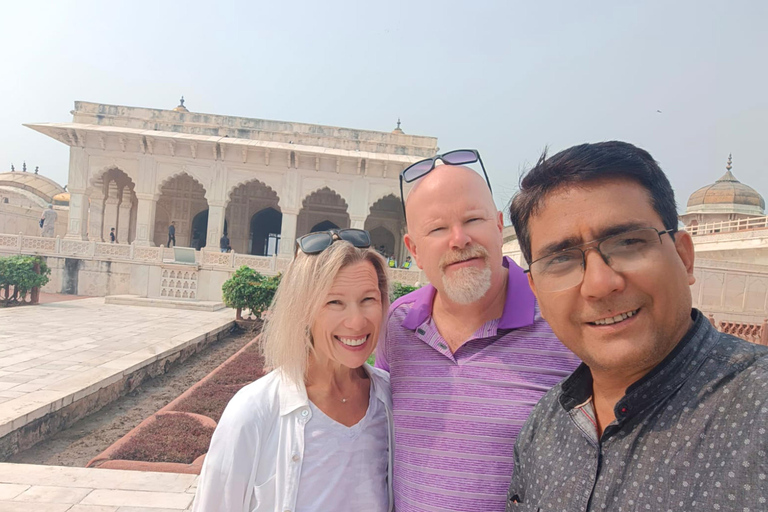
[398,149,492,221]
[295,228,371,255]
[523,227,678,285]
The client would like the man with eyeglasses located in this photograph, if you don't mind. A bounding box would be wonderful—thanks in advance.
[375,150,580,512]
[505,141,768,511]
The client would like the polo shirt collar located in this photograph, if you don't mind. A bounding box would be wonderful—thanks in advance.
[401,256,535,330]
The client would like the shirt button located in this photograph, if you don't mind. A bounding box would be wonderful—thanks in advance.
[292,454,300,462]
[301,409,309,417]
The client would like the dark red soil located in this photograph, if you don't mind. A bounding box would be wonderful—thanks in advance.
[111,414,215,464]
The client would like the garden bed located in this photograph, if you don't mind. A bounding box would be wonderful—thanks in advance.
[87,334,266,473]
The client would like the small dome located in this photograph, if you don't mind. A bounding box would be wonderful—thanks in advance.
[391,118,404,135]
[52,192,70,206]
[686,155,765,215]
[173,96,189,112]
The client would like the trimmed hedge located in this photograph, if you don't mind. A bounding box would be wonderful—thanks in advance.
[221,266,281,319]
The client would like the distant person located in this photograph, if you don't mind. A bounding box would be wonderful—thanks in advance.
[109,228,116,243]
[192,229,201,250]
[401,256,412,269]
[194,229,394,512]
[40,204,57,238]
[387,255,397,268]
[220,232,230,253]
[167,221,176,247]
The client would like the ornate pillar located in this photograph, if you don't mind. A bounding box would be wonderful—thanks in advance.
[350,215,366,230]
[134,194,158,246]
[117,187,132,243]
[65,189,90,240]
[102,182,119,241]
[88,189,106,242]
[205,201,227,250]
[278,209,298,257]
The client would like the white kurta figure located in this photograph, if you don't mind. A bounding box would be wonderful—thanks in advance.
[41,205,57,238]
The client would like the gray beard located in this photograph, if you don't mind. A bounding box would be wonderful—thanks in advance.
[441,265,493,305]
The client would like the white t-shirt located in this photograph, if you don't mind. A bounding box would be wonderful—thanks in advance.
[295,389,389,512]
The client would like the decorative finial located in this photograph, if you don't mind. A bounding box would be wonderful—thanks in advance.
[22,161,27,172]
[34,166,39,174]
[10,164,14,172]
[726,153,732,171]
[180,96,185,107]
[397,118,401,129]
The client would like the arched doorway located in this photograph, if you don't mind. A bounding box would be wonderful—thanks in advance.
[297,187,349,238]
[226,180,281,254]
[154,173,208,247]
[250,207,282,255]
[88,168,138,243]
[189,210,228,250]
[365,194,406,265]
[369,225,395,258]
[310,220,340,233]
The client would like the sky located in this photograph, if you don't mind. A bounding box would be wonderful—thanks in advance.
[1,0,766,216]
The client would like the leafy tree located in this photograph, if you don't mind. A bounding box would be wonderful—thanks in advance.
[0,255,50,306]
[391,282,418,302]
[221,266,281,320]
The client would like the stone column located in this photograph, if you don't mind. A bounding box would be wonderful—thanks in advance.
[278,209,298,257]
[65,189,90,240]
[350,215,366,230]
[117,189,133,243]
[205,202,227,250]
[133,194,157,246]
[88,189,106,242]
[102,183,119,241]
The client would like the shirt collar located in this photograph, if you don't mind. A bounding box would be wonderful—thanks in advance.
[559,310,715,421]
[277,364,387,416]
[400,256,535,330]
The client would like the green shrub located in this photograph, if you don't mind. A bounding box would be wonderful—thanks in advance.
[391,282,418,302]
[221,266,281,318]
[0,255,50,304]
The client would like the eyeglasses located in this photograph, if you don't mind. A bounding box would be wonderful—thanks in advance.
[296,228,371,255]
[399,149,492,220]
[525,227,677,292]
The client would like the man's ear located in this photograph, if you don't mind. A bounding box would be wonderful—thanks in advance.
[404,233,421,269]
[496,210,504,233]
[674,230,696,285]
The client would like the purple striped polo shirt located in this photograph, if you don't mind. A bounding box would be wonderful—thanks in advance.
[375,257,580,512]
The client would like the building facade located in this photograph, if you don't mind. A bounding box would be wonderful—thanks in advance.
[25,100,437,263]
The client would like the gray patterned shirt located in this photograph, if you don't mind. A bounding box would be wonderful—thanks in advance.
[506,310,768,512]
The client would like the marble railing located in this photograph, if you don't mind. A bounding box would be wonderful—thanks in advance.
[0,232,425,285]
[688,215,768,236]
[708,314,768,346]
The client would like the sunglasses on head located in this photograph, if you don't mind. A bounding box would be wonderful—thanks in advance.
[398,149,492,220]
[296,228,371,255]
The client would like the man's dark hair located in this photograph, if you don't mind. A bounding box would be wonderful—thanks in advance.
[509,141,678,264]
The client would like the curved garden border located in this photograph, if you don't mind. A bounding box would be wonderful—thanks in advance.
[87,334,265,474]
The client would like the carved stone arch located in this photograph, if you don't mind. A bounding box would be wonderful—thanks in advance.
[154,172,209,247]
[156,170,208,198]
[297,187,350,238]
[226,178,282,254]
[365,193,406,266]
[87,167,138,243]
[368,190,401,213]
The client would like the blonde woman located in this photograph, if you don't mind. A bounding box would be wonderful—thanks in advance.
[193,229,393,512]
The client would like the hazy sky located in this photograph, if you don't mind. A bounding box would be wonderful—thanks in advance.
[1,1,766,215]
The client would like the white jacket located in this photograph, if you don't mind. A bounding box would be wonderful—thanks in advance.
[192,364,394,512]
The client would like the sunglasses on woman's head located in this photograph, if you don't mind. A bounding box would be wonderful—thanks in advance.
[296,228,371,255]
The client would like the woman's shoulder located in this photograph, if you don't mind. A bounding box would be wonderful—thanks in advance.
[221,370,283,423]
[365,364,391,385]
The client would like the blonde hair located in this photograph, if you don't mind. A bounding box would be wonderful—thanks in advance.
[261,241,390,384]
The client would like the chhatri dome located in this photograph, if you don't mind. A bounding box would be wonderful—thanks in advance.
[391,118,404,135]
[685,154,765,216]
[173,96,189,113]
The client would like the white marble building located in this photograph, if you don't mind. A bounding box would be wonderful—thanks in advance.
[25,99,436,263]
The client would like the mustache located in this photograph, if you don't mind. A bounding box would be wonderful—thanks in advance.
[439,245,490,270]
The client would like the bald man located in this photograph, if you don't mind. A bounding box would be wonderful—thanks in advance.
[376,164,580,512]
